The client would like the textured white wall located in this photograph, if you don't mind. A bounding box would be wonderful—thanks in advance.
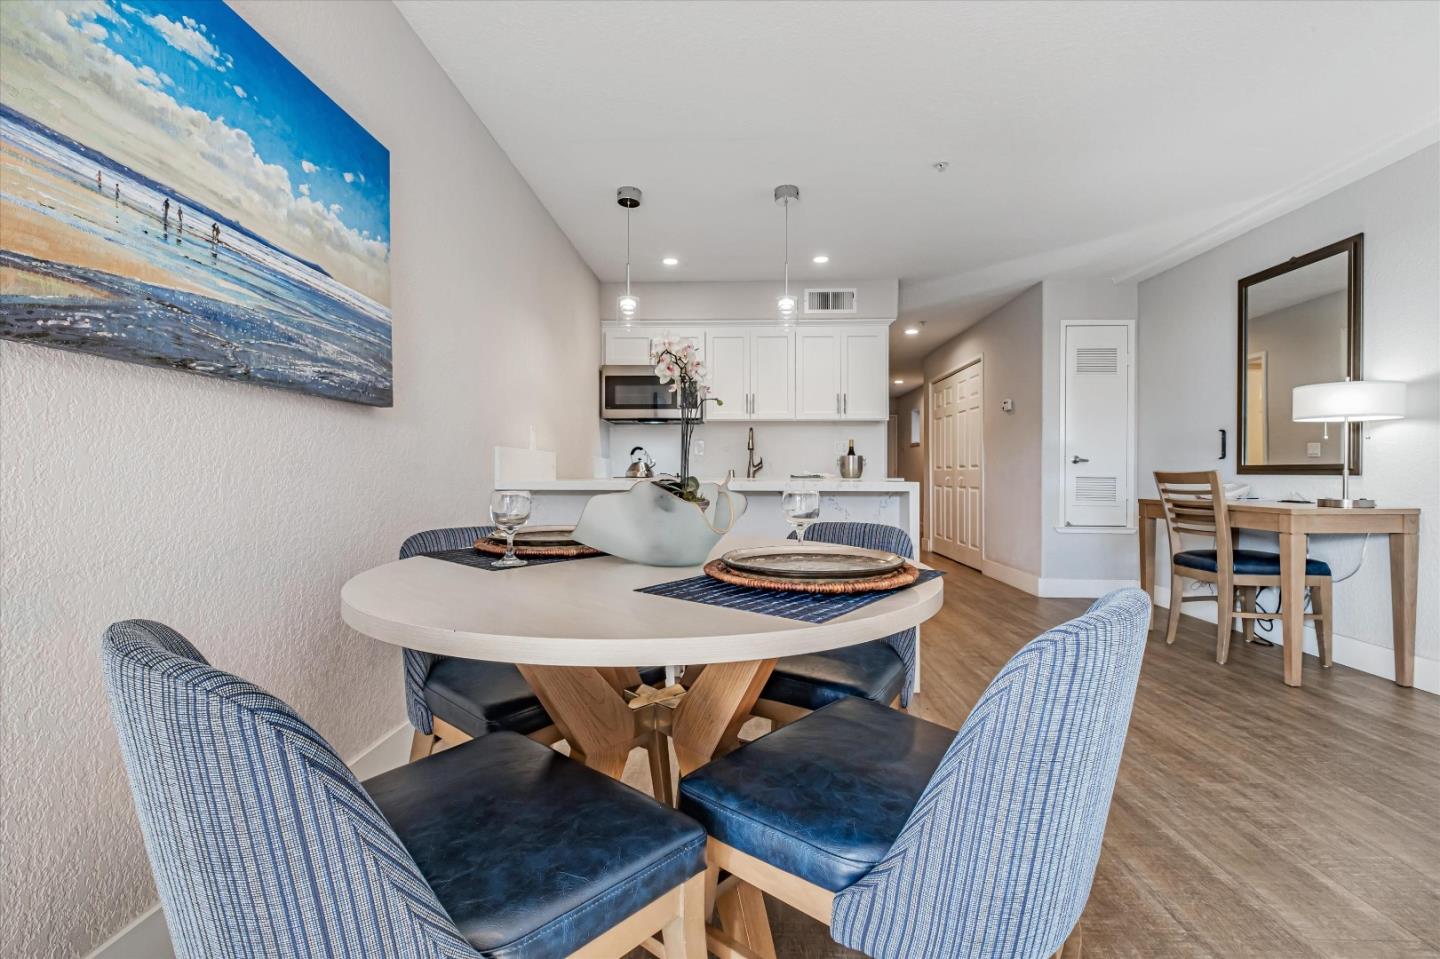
[0,2,601,956]
[1137,144,1440,683]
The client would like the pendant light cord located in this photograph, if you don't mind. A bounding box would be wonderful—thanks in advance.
[625,207,632,297]
[782,198,790,299]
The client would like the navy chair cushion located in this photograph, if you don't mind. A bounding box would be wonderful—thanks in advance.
[1175,548,1331,577]
[425,660,665,739]
[678,696,953,892]
[761,640,906,712]
[367,732,705,959]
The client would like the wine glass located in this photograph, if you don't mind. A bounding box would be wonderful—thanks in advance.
[781,480,821,544]
[489,490,532,568]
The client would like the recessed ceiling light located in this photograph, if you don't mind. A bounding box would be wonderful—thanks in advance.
[812,255,829,264]
[893,379,905,385]
[662,256,679,267]
[904,327,920,336]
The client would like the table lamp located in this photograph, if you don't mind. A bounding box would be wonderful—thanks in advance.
[1292,379,1406,508]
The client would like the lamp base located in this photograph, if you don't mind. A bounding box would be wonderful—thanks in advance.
[1317,497,1375,509]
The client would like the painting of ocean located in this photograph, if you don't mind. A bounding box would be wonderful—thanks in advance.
[0,1,391,406]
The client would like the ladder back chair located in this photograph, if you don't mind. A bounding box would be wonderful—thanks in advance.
[1154,471,1333,666]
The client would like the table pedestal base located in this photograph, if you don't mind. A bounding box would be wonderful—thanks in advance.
[517,659,777,797]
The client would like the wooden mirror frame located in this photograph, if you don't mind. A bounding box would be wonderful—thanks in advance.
[1236,233,1363,476]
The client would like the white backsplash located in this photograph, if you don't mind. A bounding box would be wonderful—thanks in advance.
[606,421,887,480]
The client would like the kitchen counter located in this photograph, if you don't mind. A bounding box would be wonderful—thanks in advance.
[524,477,921,553]
[524,478,918,494]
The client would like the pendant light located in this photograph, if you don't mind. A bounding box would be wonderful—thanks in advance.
[616,186,641,327]
[774,184,799,325]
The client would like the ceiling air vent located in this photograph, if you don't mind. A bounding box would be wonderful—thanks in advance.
[804,288,857,315]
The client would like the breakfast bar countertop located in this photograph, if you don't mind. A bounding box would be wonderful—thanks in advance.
[523,478,920,494]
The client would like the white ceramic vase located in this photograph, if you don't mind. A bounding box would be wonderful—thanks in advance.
[573,478,748,567]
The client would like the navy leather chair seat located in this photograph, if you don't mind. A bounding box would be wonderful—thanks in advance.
[678,696,952,892]
[760,640,906,712]
[1174,548,1331,577]
[367,731,705,959]
[425,659,665,738]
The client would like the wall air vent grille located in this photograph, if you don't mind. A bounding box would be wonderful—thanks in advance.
[804,289,857,314]
[1074,346,1119,375]
[1074,476,1118,504]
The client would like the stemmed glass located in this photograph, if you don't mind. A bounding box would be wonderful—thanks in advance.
[489,490,532,568]
[781,479,821,544]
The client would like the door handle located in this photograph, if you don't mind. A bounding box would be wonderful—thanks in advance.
[843,393,848,414]
[1071,455,1089,464]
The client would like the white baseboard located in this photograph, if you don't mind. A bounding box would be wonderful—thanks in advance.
[88,721,413,959]
[980,558,1040,595]
[1037,577,1138,599]
[1153,585,1439,695]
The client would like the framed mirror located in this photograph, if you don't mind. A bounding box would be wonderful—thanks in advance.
[1237,234,1362,475]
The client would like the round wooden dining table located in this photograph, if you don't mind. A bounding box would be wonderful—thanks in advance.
[341,536,944,783]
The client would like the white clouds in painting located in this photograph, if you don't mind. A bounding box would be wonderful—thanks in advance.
[301,159,318,174]
[342,172,354,183]
[232,84,246,98]
[142,12,226,69]
[298,183,311,196]
[0,0,389,304]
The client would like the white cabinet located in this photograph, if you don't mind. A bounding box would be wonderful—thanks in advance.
[602,320,889,422]
[841,328,890,419]
[603,327,706,366]
[706,329,751,420]
[796,328,843,418]
[749,329,795,418]
[795,327,889,420]
[704,327,794,420]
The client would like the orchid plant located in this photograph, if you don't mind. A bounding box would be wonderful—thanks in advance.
[652,339,722,502]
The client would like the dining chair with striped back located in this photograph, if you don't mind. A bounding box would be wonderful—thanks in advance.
[1154,471,1333,666]
[102,619,707,959]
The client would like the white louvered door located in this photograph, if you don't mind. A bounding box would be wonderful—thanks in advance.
[930,360,982,568]
[1062,323,1132,527]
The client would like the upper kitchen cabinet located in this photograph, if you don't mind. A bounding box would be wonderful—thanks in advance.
[601,319,890,422]
[795,326,890,420]
[603,327,706,365]
[706,327,794,420]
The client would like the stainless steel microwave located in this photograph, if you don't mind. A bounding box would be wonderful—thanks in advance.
[600,365,697,422]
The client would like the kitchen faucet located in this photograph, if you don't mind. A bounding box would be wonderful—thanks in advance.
[746,427,764,479]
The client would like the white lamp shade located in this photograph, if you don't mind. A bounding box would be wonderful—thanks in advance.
[1292,380,1406,423]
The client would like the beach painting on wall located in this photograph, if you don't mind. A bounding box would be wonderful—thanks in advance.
[0,0,392,406]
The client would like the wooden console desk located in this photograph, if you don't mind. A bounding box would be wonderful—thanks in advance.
[1138,499,1420,688]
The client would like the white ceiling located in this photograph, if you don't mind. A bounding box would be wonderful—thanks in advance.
[397,0,1439,392]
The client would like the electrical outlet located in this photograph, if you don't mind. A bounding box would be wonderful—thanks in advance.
[1306,442,1323,458]
[1000,398,1014,412]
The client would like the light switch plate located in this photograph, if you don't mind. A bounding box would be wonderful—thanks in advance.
[1306,442,1323,458]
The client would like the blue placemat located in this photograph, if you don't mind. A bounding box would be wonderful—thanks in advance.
[421,548,605,572]
[636,569,943,624]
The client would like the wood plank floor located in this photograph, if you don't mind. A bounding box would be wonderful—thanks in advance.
[633,552,1440,958]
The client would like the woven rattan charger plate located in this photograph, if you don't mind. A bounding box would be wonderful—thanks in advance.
[473,539,604,559]
[703,559,920,594]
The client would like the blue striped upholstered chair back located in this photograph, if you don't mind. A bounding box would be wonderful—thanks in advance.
[831,588,1152,959]
[102,620,478,958]
[397,526,494,734]
[793,522,919,705]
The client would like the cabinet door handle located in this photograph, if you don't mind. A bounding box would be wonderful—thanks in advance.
[843,393,848,415]
[836,393,841,415]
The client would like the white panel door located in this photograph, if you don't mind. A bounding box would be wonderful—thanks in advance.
[750,329,795,419]
[930,361,982,569]
[603,330,655,366]
[840,329,889,419]
[706,329,750,420]
[1062,324,1131,527]
[795,328,842,419]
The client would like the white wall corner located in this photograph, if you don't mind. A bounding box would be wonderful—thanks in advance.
[981,558,1041,596]
[1037,577,1141,598]
[87,721,414,959]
